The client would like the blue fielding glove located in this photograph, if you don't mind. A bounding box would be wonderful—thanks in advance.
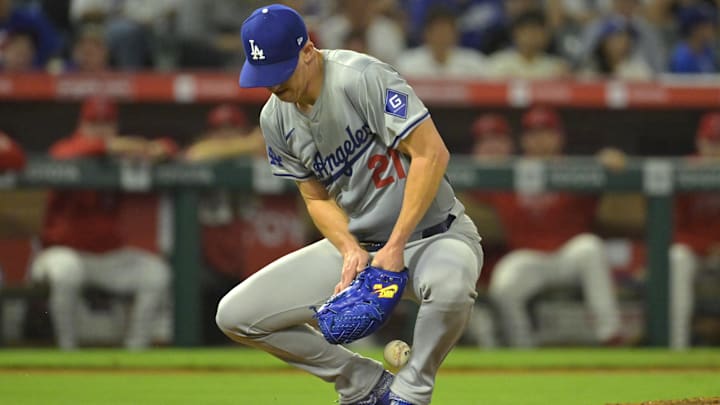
[313,266,408,345]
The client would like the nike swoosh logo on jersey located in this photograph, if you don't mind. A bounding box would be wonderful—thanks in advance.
[284,128,295,140]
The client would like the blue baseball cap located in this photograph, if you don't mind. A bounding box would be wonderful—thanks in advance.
[239,4,308,88]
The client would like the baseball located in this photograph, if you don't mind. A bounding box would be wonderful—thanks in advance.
[383,340,411,369]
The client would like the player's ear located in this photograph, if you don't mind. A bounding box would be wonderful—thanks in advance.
[301,41,314,64]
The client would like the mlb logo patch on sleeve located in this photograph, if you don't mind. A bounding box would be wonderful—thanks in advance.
[385,89,408,119]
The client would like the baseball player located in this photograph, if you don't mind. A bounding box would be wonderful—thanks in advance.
[670,111,720,349]
[483,106,622,347]
[31,97,174,350]
[215,5,483,405]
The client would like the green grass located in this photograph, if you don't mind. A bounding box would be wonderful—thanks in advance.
[0,348,719,404]
[1,347,719,370]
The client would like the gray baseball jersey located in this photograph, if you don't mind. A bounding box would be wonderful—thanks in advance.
[260,50,456,241]
[220,48,482,405]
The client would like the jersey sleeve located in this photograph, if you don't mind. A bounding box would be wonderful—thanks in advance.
[356,62,430,149]
[259,103,313,181]
[49,136,107,159]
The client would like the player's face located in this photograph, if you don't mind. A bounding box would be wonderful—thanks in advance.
[81,121,118,139]
[521,129,563,157]
[3,35,35,72]
[602,32,632,63]
[73,37,108,72]
[268,69,302,102]
[514,24,548,55]
[473,136,513,158]
[425,19,458,52]
[267,55,313,104]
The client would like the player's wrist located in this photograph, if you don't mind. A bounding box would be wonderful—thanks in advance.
[384,236,408,251]
[337,239,363,257]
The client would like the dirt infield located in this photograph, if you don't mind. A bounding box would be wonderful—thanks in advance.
[610,398,720,405]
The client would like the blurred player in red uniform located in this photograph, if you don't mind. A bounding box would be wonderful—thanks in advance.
[670,111,720,349]
[462,113,514,281]
[458,113,514,348]
[0,131,25,171]
[483,106,622,347]
[186,103,308,280]
[30,97,176,350]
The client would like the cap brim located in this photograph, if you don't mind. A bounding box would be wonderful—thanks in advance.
[239,57,298,88]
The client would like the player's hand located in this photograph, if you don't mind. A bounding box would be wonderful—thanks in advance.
[335,246,370,294]
[371,243,405,273]
[107,136,149,158]
[185,138,221,162]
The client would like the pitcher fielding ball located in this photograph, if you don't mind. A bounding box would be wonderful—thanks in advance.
[215,4,483,405]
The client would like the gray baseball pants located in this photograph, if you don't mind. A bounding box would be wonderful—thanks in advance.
[216,208,482,405]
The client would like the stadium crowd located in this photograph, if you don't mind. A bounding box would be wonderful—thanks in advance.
[0,0,718,77]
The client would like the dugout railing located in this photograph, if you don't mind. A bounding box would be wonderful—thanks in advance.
[2,156,719,347]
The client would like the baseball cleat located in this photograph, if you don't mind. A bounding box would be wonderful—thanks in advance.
[388,392,415,405]
[352,370,394,405]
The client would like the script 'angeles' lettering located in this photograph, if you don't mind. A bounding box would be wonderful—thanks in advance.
[312,123,375,181]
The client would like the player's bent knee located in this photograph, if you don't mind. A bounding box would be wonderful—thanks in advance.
[215,292,258,340]
[488,254,535,301]
[418,266,478,309]
[32,247,83,286]
[569,233,604,259]
[138,256,171,290]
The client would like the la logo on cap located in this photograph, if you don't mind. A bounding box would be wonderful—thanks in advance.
[248,39,265,60]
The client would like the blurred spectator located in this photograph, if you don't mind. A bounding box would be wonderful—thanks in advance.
[396,7,487,78]
[470,114,514,159]
[172,0,265,69]
[670,112,720,349]
[546,0,604,31]
[0,0,60,68]
[30,96,175,350]
[668,5,718,73]
[65,23,108,72]
[486,10,569,79]
[482,0,551,56]
[172,0,327,69]
[341,28,369,55]
[581,18,654,80]
[70,0,177,69]
[481,106,622,347]
[403,0,505,53]
[0,130,25,171]
[579,0,666,73]
[318,0,404,64]
[0,30,36,71]
[646,0,718,44]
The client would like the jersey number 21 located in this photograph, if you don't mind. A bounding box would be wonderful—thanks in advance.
[368,149,406,189]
